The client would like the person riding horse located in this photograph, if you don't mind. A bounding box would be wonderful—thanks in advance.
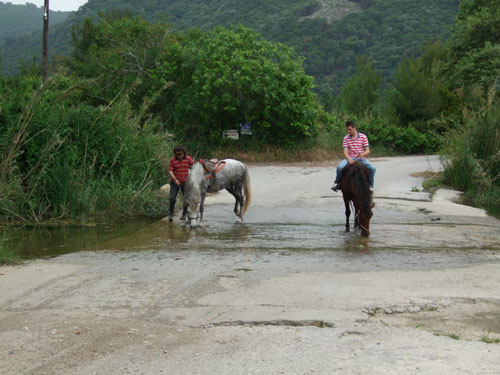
[331,120,376,191]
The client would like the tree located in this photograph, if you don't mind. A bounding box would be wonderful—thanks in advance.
[445,0,500,89]
[337,55,381,116]
[387,40,450,126]
[68,11,178,112]
[163,25,320,146]
[69,17,320,147]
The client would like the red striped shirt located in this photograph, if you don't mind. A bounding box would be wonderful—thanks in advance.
[169,155,194,183]
[343,132,369,158]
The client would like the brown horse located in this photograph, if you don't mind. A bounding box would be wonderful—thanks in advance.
[339,162,374,236]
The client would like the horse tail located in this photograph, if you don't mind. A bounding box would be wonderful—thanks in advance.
[241,168,252,217]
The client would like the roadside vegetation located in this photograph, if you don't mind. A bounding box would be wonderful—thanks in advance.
[0,0,498,226]
[0,243,20,264]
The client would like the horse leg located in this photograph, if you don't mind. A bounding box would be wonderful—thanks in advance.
[199,193,206,225]
[354,206,359,229]
[226,186,244,220]
[344,198,351,232]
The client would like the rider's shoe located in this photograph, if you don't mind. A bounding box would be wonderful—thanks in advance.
[331,184,339,192]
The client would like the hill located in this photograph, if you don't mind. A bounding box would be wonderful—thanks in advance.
[0,2,70,43]
[0,0,460,95]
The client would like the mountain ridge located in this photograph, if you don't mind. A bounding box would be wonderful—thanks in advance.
[0,0,460,95]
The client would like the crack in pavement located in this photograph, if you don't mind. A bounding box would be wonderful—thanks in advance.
[200,319,335,328]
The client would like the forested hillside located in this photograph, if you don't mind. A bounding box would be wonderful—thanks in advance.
[0,2,69,43]
[0,0,460,94]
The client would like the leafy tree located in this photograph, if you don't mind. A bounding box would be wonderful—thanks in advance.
[68,11,178,113]
[0,72,171,221]
[167,25,319,147]
[444,0,500,89]
[69,17,320,147]
[337,55,381,116]
[386,40,450,127]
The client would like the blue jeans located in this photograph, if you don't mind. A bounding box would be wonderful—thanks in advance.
[334,158,376,187]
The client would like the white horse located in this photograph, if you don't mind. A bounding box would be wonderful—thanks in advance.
[184,159,252,227]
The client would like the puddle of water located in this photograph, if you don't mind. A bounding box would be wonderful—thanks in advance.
[0,220,156,259]
[1,203,499,261]
[484,205,500,220]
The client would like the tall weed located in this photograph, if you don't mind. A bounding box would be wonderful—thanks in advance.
[0,74,172,222]
[441,87,500,207]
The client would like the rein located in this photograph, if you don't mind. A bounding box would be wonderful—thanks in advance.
[353,202,370,233]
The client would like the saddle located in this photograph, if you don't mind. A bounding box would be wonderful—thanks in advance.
[200,159,226,180]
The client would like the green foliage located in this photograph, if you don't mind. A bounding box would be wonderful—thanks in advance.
[0,243,20,265]
[352,116,441,154]
[444,0,500,89]
[0,2,72,76]
[0,2,70,42]
[337,55,382,116]
[441,87,500,207]
[1,0,461,98]
[386,40,452,128]
[69,18,320,148]
[168,25,319,148]
[480,333,500,344]
[69,12,178,110]
[0,73,172,222]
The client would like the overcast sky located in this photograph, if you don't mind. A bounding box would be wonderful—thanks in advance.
[4,1,85,12]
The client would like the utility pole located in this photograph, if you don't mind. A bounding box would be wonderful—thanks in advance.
[42,0,49,82]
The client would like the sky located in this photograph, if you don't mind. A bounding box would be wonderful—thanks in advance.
[4,1,85,12]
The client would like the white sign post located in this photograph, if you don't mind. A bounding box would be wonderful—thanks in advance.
[223,129,239,140]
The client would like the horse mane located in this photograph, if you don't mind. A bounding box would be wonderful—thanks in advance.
[352,163,373,212]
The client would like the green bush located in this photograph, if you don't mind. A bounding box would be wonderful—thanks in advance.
[0,243,20,265]
[332,115,442,154]
[0,74,172,222]
[441,87,500,207]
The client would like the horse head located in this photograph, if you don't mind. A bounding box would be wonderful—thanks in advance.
[357,202,374,236]
[184,162,205,227]
[186,197,201,227]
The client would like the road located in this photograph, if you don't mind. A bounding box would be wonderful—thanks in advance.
[1,156,499,374]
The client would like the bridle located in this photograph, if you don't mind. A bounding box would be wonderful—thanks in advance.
[353,201,370,234]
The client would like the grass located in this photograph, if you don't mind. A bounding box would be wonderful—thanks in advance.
[434,332,460,340]
[480,333,500,344]
[0,244,21,265]
[410,171,445,192]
